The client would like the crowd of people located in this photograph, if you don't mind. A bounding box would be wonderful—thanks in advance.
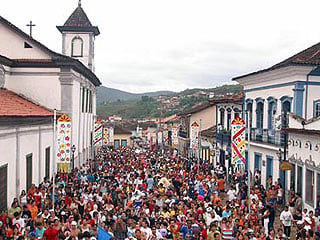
[0,147,319,240]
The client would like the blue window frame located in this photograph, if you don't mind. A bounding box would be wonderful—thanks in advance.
[314,99,320,118]
[219,108,225,128]
[114,140,120,149]
[246,100,253,129]
[280,96,292,113]
[227,108,232,130]
[254,152,262,171]
[266,155,273,180]
[121,140,127,148]
[267,97,277,129]
[256,98,264,129]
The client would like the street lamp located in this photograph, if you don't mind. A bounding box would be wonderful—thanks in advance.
[71,144,76,170]
[277,148,286,205]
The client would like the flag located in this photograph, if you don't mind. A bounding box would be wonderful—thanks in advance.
[98,227,113,240]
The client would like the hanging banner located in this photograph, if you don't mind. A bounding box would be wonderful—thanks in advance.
[190,121,200,149]
[56,114,71,173]
[94,120,103,146]
[103,128,109,146]
[231,117,246,165]
[163,129,168,145]
[172,125,178,147]
[158,130,162,145]
[109,127,114,146]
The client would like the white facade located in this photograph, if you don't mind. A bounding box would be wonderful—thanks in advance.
[234,56,320,191]
[287,114,320,210]
[0,124,53,206]
[215,100,242,171]
[0,4,100,209]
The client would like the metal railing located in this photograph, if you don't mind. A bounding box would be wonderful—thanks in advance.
[250,128,284,146]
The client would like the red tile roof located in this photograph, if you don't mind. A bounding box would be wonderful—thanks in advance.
[209,91,243,104]
[0,89,53,116]
[13,59,53,63]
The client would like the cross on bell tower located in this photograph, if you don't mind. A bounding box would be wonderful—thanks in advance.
[26,20,36,37]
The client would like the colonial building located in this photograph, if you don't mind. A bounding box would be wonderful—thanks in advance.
[0,2,101,209]
[113,125,132,149]
[287,114,320,210]
[210,92,243,168]
[178,102,216,157]
[233,41,320,191]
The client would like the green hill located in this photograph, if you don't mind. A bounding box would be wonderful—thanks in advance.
[97,86,174,105]
[97,84,243,120]
[97,96,160,119]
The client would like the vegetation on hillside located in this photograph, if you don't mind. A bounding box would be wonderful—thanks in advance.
[97,84,243,120]
[97,96,160,119]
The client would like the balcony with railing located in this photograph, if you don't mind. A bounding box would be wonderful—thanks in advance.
[249,128,284,146]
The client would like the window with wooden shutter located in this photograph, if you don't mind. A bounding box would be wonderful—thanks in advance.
[0,164,7,211]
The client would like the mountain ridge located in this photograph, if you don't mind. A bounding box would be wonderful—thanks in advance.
[97,86,175,105]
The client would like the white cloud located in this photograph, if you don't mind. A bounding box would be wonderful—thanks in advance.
[2,0,320,93]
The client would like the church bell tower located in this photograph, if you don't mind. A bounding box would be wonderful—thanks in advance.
[57,0,100,72]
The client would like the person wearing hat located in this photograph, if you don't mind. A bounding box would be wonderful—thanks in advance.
[70,220,81,237]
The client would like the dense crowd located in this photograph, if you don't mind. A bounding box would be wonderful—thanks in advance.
[0,147,319,240]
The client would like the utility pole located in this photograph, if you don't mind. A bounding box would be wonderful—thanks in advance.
[52,109,56,210]
[198,119,202,174]
[246,110,251,214]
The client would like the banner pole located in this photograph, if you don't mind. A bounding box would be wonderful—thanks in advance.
[247,110,251,214]
[52,109,56,210]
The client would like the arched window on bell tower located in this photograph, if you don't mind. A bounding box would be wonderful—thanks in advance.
[71,36,83,57]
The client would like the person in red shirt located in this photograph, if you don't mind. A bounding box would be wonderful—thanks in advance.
[217,177,225,194]
[43,221,58,240]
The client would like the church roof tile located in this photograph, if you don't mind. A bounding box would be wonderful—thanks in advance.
[64,5,93,27]
[0,89,54,116]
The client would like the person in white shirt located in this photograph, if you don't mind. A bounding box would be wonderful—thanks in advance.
[227,187,236,201]
[140,219,152,239]
[280,206,293,238]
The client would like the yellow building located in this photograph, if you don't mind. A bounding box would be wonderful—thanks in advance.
[113,125,132,149]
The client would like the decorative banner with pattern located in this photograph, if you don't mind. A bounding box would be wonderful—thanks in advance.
[172,125,178,147]
[56,114,71,173]
[94,120,103,146]
[109,127,114,146]
[231,117,246,165]
[190,121,200,149]
[103,128,109,146]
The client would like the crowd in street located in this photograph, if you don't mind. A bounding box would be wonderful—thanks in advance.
[0,147,319,240]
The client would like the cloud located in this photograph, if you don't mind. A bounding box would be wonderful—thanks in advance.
[3,0,320,93]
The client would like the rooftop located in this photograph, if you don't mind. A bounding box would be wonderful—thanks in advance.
[56,2,100,35]
[0,89,53,116]
[178,101,213,116]
[209,91,243,104]
[201,126,217,138]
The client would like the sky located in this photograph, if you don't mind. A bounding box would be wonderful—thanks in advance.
[2,0,320,93]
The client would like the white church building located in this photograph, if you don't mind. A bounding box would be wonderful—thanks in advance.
[0,2,101,210]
